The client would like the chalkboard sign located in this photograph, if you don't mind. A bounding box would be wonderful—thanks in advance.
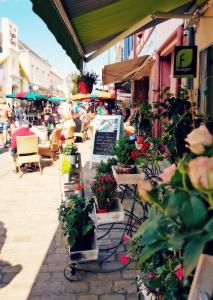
[90,115,123,167]
[93,131,117,155]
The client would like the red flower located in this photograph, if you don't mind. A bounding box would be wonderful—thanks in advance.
[119,254,129,265]
[130,150,139,160]
[59,134,65,141]
[140,143,150,153]
[96,187,103,192]
[99,176,105,182]
[123,234,130,244]
[175,264,184,281]
[163,152,171,158]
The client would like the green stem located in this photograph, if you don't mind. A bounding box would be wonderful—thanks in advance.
[182,172,189,192]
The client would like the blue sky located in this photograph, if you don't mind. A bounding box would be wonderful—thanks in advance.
[0,0,114,78]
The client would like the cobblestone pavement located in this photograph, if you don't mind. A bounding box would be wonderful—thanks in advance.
[0,141,142,300]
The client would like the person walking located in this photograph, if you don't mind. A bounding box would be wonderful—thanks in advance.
[0,98,12,147]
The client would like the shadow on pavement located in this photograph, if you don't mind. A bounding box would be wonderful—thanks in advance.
[0,221,22,289]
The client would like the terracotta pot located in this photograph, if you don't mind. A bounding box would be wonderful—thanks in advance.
[137,136,145,144]
[78,81,89,94]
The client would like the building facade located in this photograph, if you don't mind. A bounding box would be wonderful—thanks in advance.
[0,18,65,98]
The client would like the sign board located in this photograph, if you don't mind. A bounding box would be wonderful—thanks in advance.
[90,115,123,167]
[174,46,197,78]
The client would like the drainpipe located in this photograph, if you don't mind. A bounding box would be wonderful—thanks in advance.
[175,24,184,96]
[154,52,160,137]
[186,27,195,89]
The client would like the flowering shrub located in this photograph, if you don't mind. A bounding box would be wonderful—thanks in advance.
[91,175,117,211]
[113,137,137,166]
[129,125,213,299]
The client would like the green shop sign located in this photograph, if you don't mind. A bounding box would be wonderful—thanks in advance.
[174,46,197,78]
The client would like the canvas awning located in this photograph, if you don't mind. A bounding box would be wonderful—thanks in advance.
[128,56,155,80]
[102,56,149,85]
[30,0,196,70]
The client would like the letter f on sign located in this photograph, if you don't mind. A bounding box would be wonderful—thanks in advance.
[176,49,193,68]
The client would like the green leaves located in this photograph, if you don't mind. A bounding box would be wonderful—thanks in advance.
[183,237,205,276]
[166,192,188,217]
[181,195,208,229]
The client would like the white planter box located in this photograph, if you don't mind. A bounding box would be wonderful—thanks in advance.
[69,232,98,263]
[112,165,141,185]
[67,154,78,165]
[93,198,124,225]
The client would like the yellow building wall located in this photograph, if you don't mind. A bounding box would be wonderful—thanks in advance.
[194,5,213,89]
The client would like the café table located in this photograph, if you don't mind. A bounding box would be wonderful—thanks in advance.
[31,125,49,144]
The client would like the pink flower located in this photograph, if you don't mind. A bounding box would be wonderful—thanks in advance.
[175,264,184,281]
[123,234,130,244]
[188,157,213,190]
[120,254,129,265]
[137,179,152,202]
[159,164,177,183]
[185,125,212,154]
[163,152,171,158]
[147,272,155,279]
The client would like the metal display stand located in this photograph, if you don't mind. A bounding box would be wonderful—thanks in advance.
[61,157,160,282]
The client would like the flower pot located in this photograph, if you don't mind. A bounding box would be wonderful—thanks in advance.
[63,173,72,184]
[93,198,124,225]
[69,230,98,263]
[67,154,78,165]
[78,81,90,94]
[112,165,141,185]
[137,136,145,144]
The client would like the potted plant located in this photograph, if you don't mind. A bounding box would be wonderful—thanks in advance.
[131,125,213,298]
[112,137,141,184]
[63,143,78,165]
[61,155,73,184]
[91,175,124,224]
[96,158,117,177]
[78,71,98,94]
[132,104,154,144]
[58,195,98,262]
[74,183,84,198]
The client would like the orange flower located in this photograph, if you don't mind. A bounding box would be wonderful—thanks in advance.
[188,157,213,190]
[137,179,152,202]
[159,164,176,183]
[185,125,212,154]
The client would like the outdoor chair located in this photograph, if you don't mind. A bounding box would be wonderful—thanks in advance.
[16,135,42,176]
[64,125,76,145]
[38,127,63,163]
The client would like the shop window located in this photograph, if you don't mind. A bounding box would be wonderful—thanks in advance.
[199,45,213,117]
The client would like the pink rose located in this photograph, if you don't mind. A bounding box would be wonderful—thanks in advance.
[137,179,152,202]
[185,125,212,154]
[188,157,213,190]
[159,164,177,183]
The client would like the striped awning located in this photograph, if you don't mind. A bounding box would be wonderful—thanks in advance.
[30,0,196,70]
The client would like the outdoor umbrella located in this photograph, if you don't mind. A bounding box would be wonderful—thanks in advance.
[71,94,89,101]
[48,97,65,103]
[5,93,17,98]
[15,92,48,101]
[89,91,115,99]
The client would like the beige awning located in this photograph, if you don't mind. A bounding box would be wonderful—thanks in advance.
[102,56,149,85]
[129,56,155,80]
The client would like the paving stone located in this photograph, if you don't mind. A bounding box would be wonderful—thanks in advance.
[122,270,140,279]
[99,295,125,300]
[97,272,121,280]
[114,280,137,294]
[89,281,112,294]
[78,295,98,300]
[63,281,89,293]
[36,272,52,282]
[51,295,77,300]
[48,263,67,272]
